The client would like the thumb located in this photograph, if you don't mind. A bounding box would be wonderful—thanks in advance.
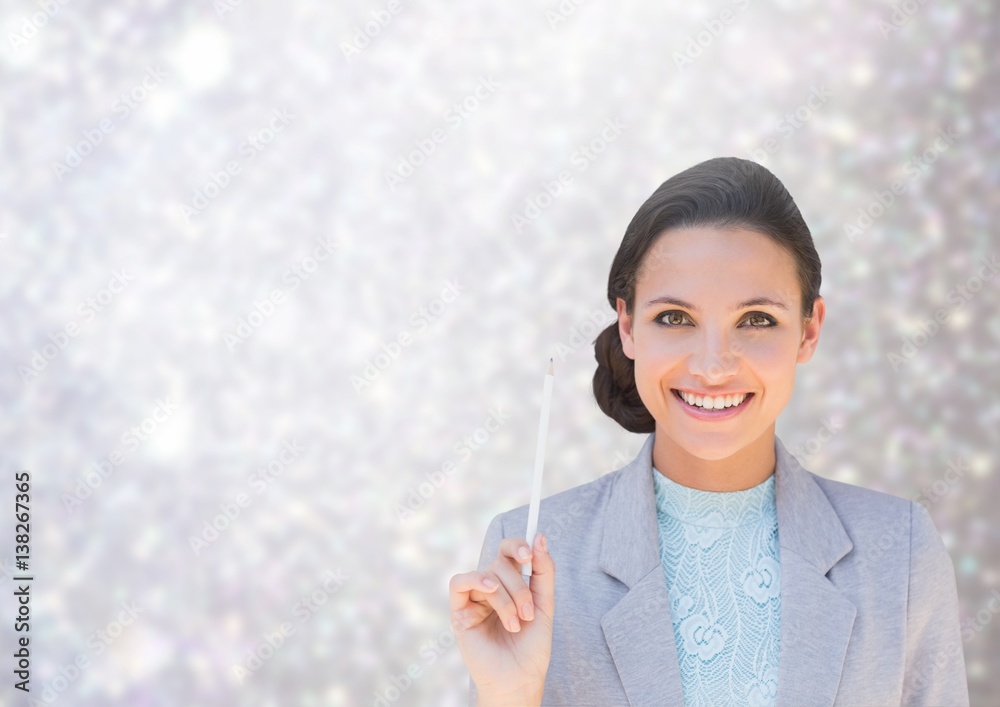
[528,532,555,617]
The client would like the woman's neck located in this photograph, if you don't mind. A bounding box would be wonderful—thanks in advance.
[651,425,777,492]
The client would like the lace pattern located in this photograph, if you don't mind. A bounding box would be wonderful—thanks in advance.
[652,467,782,707]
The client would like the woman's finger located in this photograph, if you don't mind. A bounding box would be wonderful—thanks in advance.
[475,567,522,632]
[493,537,537,622]
[448,571,499,612]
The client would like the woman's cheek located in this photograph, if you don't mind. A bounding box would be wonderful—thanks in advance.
[739,332,791,366]
[642,332,686,363]
[632,357,672,412]
[739,334,799,398]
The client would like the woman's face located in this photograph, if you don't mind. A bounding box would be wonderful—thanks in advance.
[617,226,825,461]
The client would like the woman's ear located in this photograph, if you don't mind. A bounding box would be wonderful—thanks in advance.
[797,295,826,363]
[616,298,636,360]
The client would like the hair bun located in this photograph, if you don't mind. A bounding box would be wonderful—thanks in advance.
[592,322,655,433]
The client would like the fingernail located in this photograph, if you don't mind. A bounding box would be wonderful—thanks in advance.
[518,546,531,560]
[540,534,547,552]
[482,577,497,589]
[508,616,520,632]
[522,602,534,621]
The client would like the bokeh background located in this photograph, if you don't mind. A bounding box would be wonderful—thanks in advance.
[1,0,998,704]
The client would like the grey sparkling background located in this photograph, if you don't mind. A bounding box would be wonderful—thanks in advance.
[0,0,998,705]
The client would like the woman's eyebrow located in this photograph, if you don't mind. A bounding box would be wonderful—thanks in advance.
[643,295,789,312]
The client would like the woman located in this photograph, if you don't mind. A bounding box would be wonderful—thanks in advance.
[448,157,969,706]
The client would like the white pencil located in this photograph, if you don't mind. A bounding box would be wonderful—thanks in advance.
[522,358,554,583]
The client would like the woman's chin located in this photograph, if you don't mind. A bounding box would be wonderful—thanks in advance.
[657,422,758,461]
[680,439,746,461]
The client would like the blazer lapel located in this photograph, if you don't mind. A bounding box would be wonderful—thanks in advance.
[598,433,857,707]
[771,436,856,707]
[599,433,686,706]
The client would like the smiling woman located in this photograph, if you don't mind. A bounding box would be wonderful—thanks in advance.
[594,159,825,492]
[452,157,969,707]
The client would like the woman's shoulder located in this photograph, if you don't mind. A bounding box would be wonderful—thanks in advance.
[808,471,914,522]
[806,471,952,572]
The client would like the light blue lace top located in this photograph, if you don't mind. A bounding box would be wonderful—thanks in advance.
[652,466,781,707]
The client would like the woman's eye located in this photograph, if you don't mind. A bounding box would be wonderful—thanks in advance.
[657,311,690,326]
[743,312,776,328]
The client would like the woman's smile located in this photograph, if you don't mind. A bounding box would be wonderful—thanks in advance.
[671,388,756,420]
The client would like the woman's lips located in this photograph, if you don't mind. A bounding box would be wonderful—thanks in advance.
[671,389,755,420]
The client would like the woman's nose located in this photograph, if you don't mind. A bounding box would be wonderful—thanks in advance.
[688,333,743,380]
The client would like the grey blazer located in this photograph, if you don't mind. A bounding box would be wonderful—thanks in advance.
[468,433,969,706]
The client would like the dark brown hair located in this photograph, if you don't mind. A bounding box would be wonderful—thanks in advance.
[592,156,822,433]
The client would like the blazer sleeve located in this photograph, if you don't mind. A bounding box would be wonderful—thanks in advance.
[901,501,970,706]
[467,513,506,707]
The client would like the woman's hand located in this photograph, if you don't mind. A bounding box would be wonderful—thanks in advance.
[450,532,555,706]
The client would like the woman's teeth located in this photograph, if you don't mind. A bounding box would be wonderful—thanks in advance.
[676,390,750,410]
